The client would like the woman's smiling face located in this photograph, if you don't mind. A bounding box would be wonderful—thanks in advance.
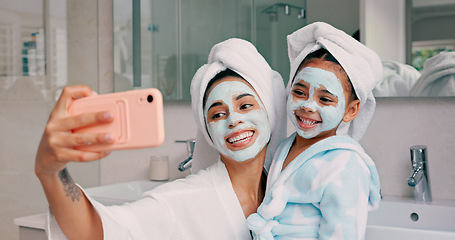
[204,76,270,162]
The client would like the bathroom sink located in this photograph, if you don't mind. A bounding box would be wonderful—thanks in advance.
[85,179,168,205]
[366,196,455,240]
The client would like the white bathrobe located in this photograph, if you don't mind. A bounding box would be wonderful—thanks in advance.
[47,160,251,240]
[247,134,381,240]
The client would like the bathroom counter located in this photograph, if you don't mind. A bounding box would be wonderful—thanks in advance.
[14,213,47,240]
[14,179,169,239]
[14,213,46,230]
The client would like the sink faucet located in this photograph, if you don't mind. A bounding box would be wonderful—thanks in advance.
[176,139,195,171]
[407,145,432,202]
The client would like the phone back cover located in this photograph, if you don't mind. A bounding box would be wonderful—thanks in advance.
[68,88,165,151]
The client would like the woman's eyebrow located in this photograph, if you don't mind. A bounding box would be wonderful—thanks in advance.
[208,101,222,110]
[294,82,308,89]
[235,93,253,100]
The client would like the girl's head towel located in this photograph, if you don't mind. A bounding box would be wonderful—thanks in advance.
[190,38,286,172]
[287,22,383,141]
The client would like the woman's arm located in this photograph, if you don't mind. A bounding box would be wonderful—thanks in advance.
[35,85,114,239]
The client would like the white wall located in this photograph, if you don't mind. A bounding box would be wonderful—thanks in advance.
[360,0,407,63]
[362,97,455,200]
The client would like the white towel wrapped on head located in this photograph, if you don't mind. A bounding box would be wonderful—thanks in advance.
[410,52,455,97]
[190,38,287,172]
[287,22,383,141]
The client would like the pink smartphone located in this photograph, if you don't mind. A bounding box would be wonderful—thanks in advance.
[68,88,165,151]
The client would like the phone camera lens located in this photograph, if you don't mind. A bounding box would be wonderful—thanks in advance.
[147,95,153,103]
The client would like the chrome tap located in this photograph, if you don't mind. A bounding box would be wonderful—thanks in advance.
[176,139,195,171]
[407,145,432,202]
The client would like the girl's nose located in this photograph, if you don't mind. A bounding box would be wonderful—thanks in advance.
[300,102,316,113]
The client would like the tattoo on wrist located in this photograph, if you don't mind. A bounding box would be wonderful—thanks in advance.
[59,168,82,202]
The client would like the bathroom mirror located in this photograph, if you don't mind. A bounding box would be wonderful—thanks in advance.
[113,0,307,100]
[0,0,46,78]
[404,0,455,97]
[115,0,455,99]
[364,0,455,97]
[0,0,69,102]
[410,0,455,70]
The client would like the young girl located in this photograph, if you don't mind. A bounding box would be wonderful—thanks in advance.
[247,22,382,240]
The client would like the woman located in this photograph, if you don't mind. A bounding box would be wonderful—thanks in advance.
[35,38,286,239]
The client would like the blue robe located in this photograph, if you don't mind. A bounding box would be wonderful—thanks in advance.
[247,133,381,240]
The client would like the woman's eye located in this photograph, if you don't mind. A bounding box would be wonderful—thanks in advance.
[293,89,306,96]
[240,103,253,110]
[211,112,225,120]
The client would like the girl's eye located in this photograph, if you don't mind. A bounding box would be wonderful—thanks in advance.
[320,97,335,104]
[240,103,253,110]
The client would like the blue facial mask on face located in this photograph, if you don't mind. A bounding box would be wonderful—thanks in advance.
[287,67,346,139]
[204,81,271,162]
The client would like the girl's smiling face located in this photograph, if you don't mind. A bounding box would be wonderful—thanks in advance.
[287,60,349,139]
[204,76,270,162]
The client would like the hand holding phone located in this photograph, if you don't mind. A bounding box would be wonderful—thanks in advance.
[68,88,165,151]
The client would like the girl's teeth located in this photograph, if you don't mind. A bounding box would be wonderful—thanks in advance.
[298,116,317,125]
[228,131,253,144]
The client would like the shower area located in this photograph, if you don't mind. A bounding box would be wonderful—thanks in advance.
[113,0,307,100]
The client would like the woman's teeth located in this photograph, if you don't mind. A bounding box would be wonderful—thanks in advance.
[227,131,253,144]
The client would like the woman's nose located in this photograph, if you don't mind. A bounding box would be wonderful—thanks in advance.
[228,120,244,129]
[227,111,245,128]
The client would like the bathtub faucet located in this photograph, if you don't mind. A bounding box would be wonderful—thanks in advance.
[407,145,432,202]
[176,139,195,172]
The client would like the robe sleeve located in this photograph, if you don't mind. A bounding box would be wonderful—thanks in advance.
[46,185,173,240]
[318,152,371,240]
